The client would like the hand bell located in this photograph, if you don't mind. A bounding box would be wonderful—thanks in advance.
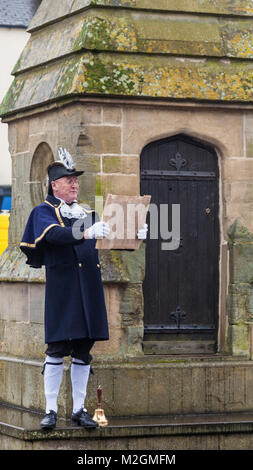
[92,385,108,427]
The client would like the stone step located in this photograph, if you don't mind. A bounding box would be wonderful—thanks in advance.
[1,403,253,450]
[1,355,253,419]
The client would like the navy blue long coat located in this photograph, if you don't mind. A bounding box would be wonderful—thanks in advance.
[20,195,109,344]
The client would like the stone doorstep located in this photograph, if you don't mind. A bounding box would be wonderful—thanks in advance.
[1,403,253,443]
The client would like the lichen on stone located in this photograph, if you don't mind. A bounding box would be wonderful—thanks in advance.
[74,15,137,53]
[225,30,253,59]
[71,53,253,103]
[1,51,253,116]
[227,219,253,243]
[73,54,140,95]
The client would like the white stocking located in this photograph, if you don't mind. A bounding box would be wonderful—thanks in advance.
[43,355,64,414]
[71,358,90,413]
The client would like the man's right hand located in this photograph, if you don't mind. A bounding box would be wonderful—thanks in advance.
[84,221,110,239]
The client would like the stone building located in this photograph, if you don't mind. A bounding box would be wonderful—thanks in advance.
[1,0,253,449]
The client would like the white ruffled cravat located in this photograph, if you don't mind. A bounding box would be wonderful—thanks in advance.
[58,199,87,220]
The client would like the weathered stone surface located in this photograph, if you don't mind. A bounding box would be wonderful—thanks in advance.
[92,284,123,356]
[227,218,253,243]
[2,357,253,419]
[0,246,45,283]
[227,324,249,357]
[0,358,71,417]
[224,182,253,204]
[246,135,253,158]
[28,0,253,33]
[29,284,45,324]
[19,11,253,72]
[103,105,122,124]
[223,20,253,58]
[102,155,138,174]
[0,320,45,359]
[226,220,253,356]
[0,360,23,406]
[99,245,145,284]
[227,283,253,324]
[4,400,253,450]
[122,106,244,158]
[75,154,100,173]
[0,283,29,322]
[135,0,253,16]
[96,174,139,198]
[1,0,253,119]
[121,324,144,356]
[85,125,122,154]
[16,120,29,152]
[229,242,253,286]
[245,113,253,132]
[2,52,253,117]
[3,427,253,451]
[226,204,253,234]
[223,160,253,182]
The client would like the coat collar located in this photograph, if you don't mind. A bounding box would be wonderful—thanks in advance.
[45,194,94,214]
[45,194,63,209]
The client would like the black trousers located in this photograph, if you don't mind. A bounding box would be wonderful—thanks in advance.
[45,338,95,364]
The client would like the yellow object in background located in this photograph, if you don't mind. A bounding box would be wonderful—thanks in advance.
[0,212,9,255]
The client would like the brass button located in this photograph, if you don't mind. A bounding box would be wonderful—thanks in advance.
[79,263,82,268]
[97,263,100,268]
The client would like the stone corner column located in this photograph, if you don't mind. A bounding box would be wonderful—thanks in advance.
[95,244,146,360]
[227,219,253,358]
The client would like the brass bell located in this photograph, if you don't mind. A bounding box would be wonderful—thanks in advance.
[92,385,108,427]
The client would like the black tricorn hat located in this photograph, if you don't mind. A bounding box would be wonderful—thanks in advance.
[47,148,84,195]
[48,161,83,181]
[47,161,84,195]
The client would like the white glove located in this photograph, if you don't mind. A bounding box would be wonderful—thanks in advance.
[88,221,110,239]
[137,223,148,240]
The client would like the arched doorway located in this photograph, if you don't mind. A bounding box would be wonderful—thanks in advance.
[140,134,220,354]
[30,142,54,206]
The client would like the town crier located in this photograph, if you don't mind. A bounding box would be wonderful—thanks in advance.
[20,148,148,430]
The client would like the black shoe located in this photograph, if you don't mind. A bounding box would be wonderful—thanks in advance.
[40,410,57,430]
[71,408,98,429]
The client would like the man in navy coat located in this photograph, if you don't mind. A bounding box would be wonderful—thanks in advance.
[20,148,148,430]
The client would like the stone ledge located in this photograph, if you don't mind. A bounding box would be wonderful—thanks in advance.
[2,403,253,449]
[2,52,253,117]
[0,244,145,283]
[28,0,253,33]
[16,11,253,74]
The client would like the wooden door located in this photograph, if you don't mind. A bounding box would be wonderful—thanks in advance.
[141,135,220,354]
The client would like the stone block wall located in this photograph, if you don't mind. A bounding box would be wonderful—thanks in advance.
[1,99,253,364]
[8,101,253,237]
